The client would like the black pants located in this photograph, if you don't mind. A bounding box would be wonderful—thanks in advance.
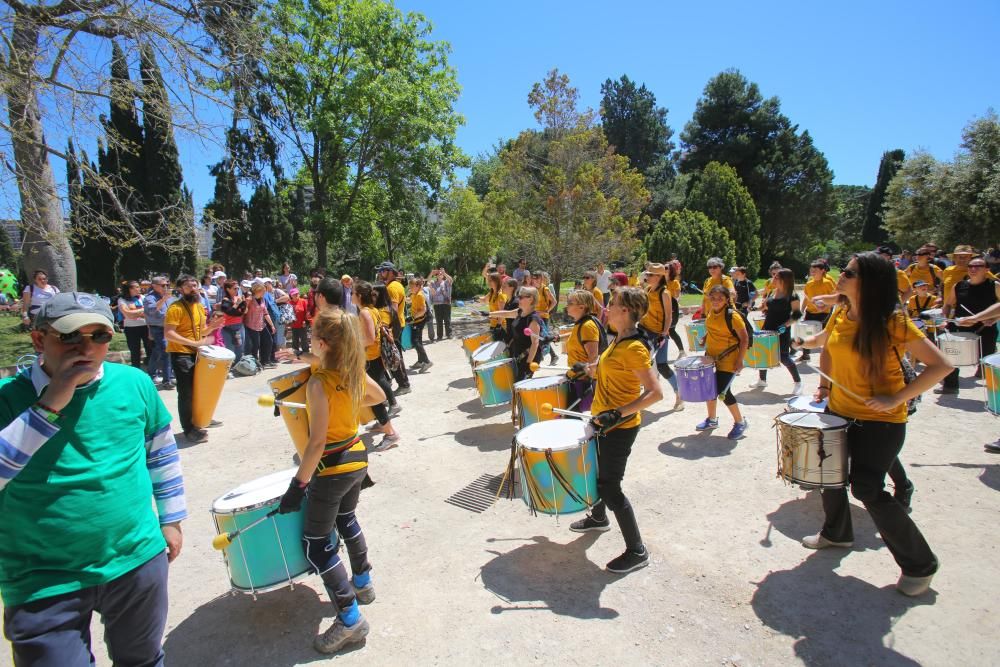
[759,329,801,382]
[715,370,738,406]
[819,419,937,577]
[590,426,643,551]
[669,298,684,351]
[943,326,996,388]
[365,357,395,423]
[245,327,273,364]
[4,552,168,667]
[170,353,196,432]
[124,325,152,369]
[390,319,410,388]
[411,319,429,364]
[291,327,310,356]
[303,469,370,612]
[434,304,452,339]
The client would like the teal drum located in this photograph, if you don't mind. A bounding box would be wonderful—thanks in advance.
[401,323,413,350]
[685,319,707,352]
[983,353,1000,416]
[211,469,311,596]
[745,330,780,368]
[516,420,598,516]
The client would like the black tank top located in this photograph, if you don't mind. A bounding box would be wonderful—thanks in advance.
[510,311,543,362]
[955,278,998,328]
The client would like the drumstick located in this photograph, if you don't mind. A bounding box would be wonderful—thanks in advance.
[257,394,306,410]
[539,402,592,420]
[813,368,867,402]
[212,509,279,550]
[529,361,573,372]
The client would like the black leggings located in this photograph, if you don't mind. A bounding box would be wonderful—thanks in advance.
[669,298,684,350]
[715,370,738,406]
[759,330,801,382]
[590,426,643,551]
[124,326,151,369]
[365,357,395,424]
[411,319,429,364]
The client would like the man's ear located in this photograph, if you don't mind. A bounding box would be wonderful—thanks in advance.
[30,329,46,353]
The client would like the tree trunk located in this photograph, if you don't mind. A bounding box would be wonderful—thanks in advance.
[7,14,78,290]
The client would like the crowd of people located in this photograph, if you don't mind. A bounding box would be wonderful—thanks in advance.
[0,238,997,663]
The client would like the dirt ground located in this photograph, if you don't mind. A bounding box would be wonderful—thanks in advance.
[2,314,998,666]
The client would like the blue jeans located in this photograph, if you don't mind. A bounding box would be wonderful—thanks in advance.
[146,325,172,382]
[3,552,168,667]
[222,324,243,363]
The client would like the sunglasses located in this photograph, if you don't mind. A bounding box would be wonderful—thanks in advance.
[840,267,857,279]
[968,264,987,269]
[47,329,114,344]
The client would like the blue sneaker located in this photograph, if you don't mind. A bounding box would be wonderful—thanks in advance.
[727,419,749,440]
[695,418,719,431]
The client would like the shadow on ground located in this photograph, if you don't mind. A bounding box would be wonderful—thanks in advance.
[763,496,883,551]
[164,584,339,666]
[735,390,789,407]
[451,397,511,418]
[453,422,516,452]
[447,376,475,391]
[911,462,1000,492]
[658,433,738,459]
[478,533,618,620]
[751,547,934,666]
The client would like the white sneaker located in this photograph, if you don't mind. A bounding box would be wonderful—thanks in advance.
[791,382,803,396]
[673,395,685,411]
[748,380,767,389]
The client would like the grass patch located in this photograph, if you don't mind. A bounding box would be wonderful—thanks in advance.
[0,317,129,368]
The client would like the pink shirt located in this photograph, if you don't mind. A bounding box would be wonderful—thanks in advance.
[244,297,267,331]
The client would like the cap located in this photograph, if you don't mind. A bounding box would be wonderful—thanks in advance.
[949,245,975,257]
[34,292,114,333]
[288,273,297,280]
[876,245,894,256]
[241,280,251,288]
[263,277,273,283]
[212,271,227,279]
[288,288,300,297]
[376,261,396,272]
[912,280,929,288]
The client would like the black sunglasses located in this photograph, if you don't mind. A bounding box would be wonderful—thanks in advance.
[968,263,987,269]
[47,329,114,344]
[840,267,857,279]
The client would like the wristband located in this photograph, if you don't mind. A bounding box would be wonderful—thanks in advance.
[819,384,831,390]
[34,401,62,423]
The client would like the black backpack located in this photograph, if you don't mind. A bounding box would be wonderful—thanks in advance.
[723,308,756,349]
[576,314,609,355]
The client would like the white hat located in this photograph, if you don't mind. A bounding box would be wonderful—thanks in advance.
[263,277,273,284]
[213,271,227,279]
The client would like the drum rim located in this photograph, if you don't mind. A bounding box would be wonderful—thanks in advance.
[211,469,298,512]
[515,419,594,449]
[676,356,716,370]
[786,396,828,412]
[268,367,311,386]
[777,412,848,428]
[514,376,569,389]
[982,352,1000,365]
[198,344,236,360]
[475,358,514,371]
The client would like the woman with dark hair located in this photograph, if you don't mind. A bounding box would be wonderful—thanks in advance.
[485,272,506,342]
[354,280,401,450]
[490,286,542,382]
[696,285,749,439]
[569,287,663,574]
[748,268,802,394]
[219,280,246,363]
[118,281,151,369]
[792,252,952,596]
[665,262,685,356]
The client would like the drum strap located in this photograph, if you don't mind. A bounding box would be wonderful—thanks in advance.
[544,449,590,509]
[273,382,305,417]
[316,434,365,474]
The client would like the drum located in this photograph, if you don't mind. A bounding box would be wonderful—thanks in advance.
[750,312,766,331]
[514,375,571,428]
[473,358,516,407]
[745,330,779,369]
[461,331,493,359]
[785,396,828,413]
[401,323,413,350]
[471,340,508,368]
[211,468,311,595]
[191,345,235,429]
[937,331,981,366]
[685,319,707,352]
[791,320,823,340]
[675,355,717,402]
[516,420,598,516]
[268,367,311,455]
[920,308,946,331]
[776,412,849,489]
[983,353,1000,416]
[910,318,926,332]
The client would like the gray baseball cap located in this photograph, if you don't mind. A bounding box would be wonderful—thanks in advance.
[34,292,115,333]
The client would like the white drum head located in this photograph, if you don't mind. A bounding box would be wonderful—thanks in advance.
[472,341,506,363]
[212,468,298,512]
[676,355,715,371]
[786,396,828,413]
[983,353,1000,367]
[938,332,978,342]
[778,412,847,430]
[920,308,943,318]
[514,376,567,391]
[516,419,594,451]
[200,345,236,361]
[475,358,512,372]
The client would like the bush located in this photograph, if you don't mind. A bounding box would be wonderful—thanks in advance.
[451,272,486,300]
[645,209,736,285]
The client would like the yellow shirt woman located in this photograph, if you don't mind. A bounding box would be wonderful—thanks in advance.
[592,335,650,431]
[410,290,427,323]
[536,286,553,320]
[667,279,681,300]
[487,290,506,327]
[823,308,923,424]
[387,280,406,327]
[364,306,381,361]
[704,307,745,373]
[566,317,600,366]
[309,368,367,476]
[639,284,667,333]
[804,275,837,314]
[590,287,603,315]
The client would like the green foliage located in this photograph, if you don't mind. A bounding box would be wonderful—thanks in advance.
[438,185,497,276]
[862,149,905,243]
[599,75,674,175]
[645,209,736,284]
[205,160,247,274]
[806,184,873,267]
[679,69,834,262]
[685,162,760,275]
[468,149,502,199]
[0,225,17,272]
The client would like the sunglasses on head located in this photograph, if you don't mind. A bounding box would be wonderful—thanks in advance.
[840,267,857,279]
[47,329,114,344]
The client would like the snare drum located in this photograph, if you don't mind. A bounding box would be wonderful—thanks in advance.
[461,331,493,359]
[192,345,235,429]
[750,313,766,331]
[745,330,780,369]
[514,375,571,428]
[785,396,828,413]
[211,469,311,595]
[937,331,981,367]
[686,319,707,352]
[471,340,509,368]
[920,308,946,331]
[675,355,717,402]
[474,358,516,407]
[791,320,823,340]
[268,367,311,455]
[516,420,598,516]
[776,412,849,488]
[983,352,1000,416]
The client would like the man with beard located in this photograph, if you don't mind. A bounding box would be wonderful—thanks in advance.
[164,275,224,443]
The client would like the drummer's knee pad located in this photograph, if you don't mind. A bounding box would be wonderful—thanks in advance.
[336,511,363,542]
[303,534,343,575]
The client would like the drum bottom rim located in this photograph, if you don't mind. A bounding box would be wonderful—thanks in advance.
[229,570,312,595]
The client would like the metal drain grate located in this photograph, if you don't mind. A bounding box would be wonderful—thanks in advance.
[445,473,518,513]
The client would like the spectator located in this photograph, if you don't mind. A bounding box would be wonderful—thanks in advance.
[422,278,435,342]
[262,278,282,364]
[277,262,294,290]
[244,282,276,368]
[375,262,410,395]
[144,276,174,388]
[287,288,310,357]
[269,278,291,352]
[595,262,612,307]
[21,269,59,327]
[429,267,454,339]
[219,280,247,363]
[341,275,357,315]
[118,281,151,370]
[512,258,530,284]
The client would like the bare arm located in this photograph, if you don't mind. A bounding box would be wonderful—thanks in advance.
[359,308,376,346]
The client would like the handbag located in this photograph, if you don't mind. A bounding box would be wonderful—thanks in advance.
[379,324,402,372]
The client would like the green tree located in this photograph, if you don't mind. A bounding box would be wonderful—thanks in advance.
[883,151,948,248]
[685,161,760,275]
[439,185,497,275]
[205,160,248,275]
[806,185,872,268]
[260,0,466,267]
[645,209,736,285]
[679,69,834,261]
[862,149,905,244]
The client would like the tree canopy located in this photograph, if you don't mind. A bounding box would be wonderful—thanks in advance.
[645,209,736,284]
[684,161,760,275]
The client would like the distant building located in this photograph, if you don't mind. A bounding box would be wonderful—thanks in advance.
[0,220,23,252]
[195,218,213,259]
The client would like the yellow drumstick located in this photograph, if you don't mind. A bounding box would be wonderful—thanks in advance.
[528,361,573,372]
[257,394,307,410]
[539,402,591,420]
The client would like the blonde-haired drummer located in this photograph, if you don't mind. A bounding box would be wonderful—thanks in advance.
[563,290,602,408]
[640,263,682,410]
[569,287,662,574]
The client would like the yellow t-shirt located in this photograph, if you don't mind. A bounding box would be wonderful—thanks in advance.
[895,269,911,296]
[592,335,650,431]
[487,290,506,327]
[164,300,206,354]
[590,287,603,315]
[906,294,936,320]
[566,318,600,366]
[410,290,427,322]
[667,279,681,300]
[309,368,367,476]
[905,263,942,293]
[701,275,735,311]
[387,280,406,326]
[536,286,553,319]
[364,306,381,361]
[705,307,746,373]
[804,275,837,314]
[823,308,924,424]
[639,285,668,333]
[627,275,639,287]
[378,307,392,328]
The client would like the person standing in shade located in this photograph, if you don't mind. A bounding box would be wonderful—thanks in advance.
[341,275,357,315]
[118,281,151,371]
[429,267,454,340]
[0,292,187,665]
[144,276,175,389]
[512,258,530,285]
[595,263,612,307]
[21,270,59,329]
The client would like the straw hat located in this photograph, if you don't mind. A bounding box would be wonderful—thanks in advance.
[948,244,975,259]
[645,262,669,276]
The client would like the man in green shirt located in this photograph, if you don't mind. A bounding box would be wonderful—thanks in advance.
[0,292,186,665]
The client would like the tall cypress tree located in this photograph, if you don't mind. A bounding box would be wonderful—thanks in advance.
[862,149,906,244]
[206,157,247,273]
